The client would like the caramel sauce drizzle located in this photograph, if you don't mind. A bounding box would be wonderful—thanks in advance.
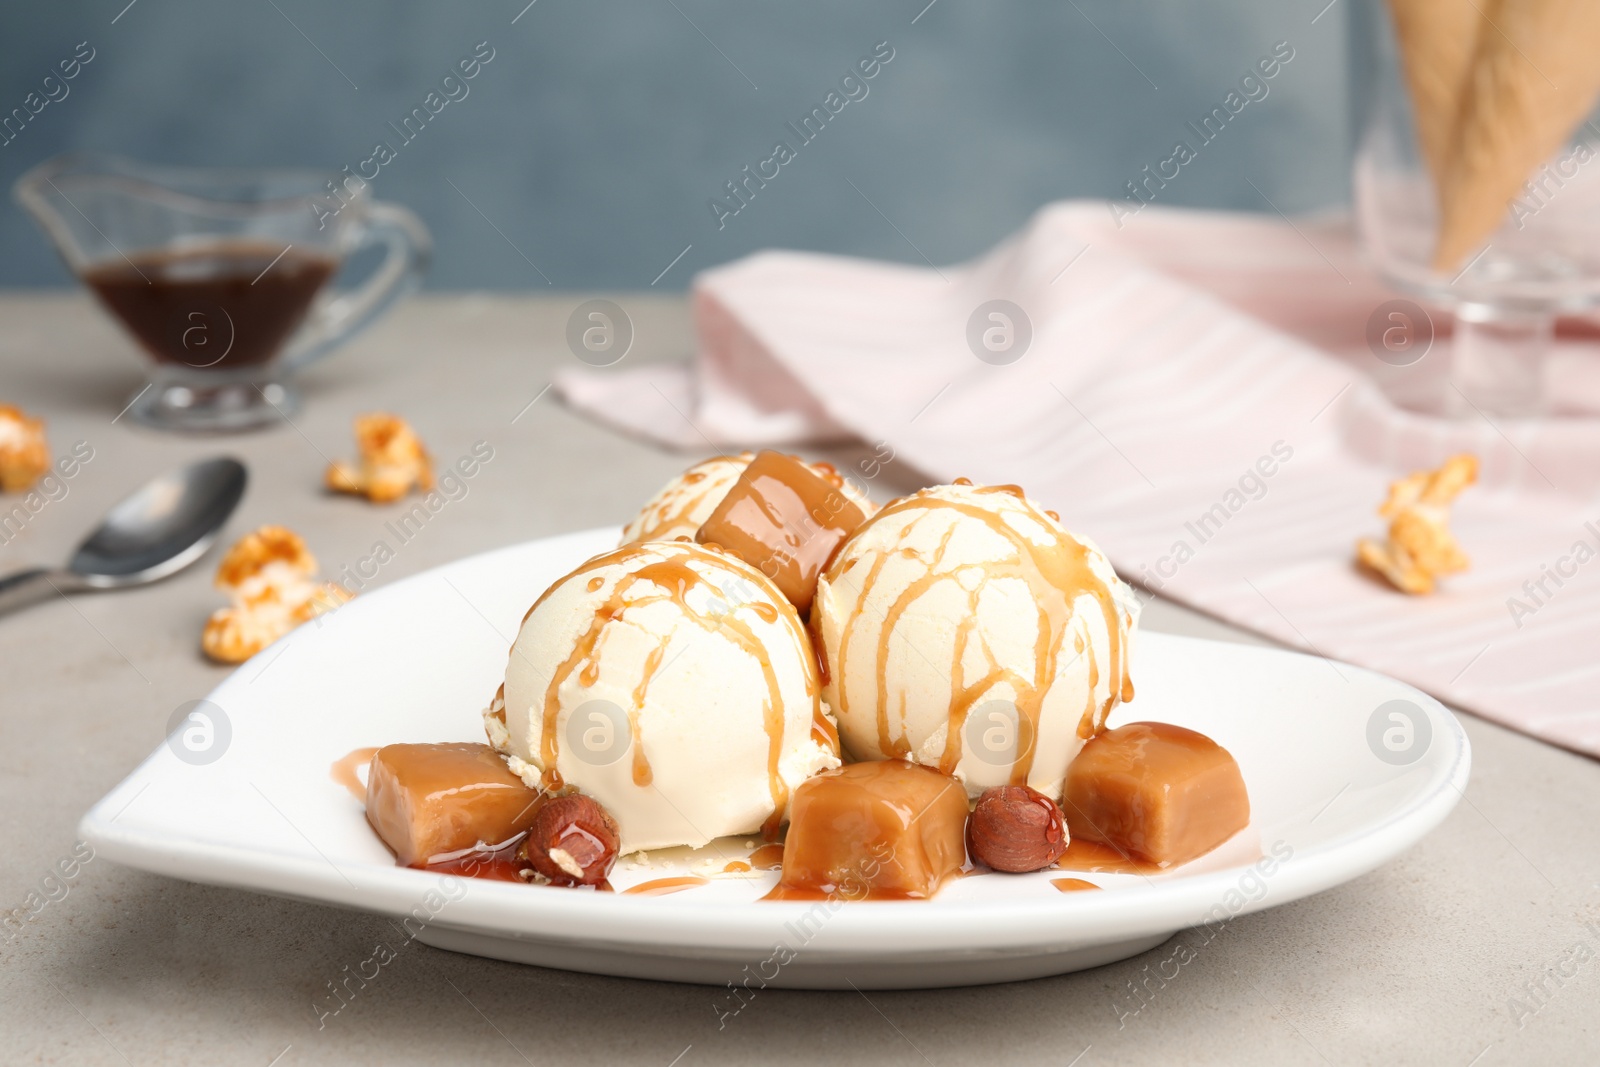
[748,843,785,869]
[629,641,666,786]
[632,558,795,835]
[633,495,712,542]
[975,484,1026,499]
[810,708,839,751]
[827,490,1132,785]
[811,460,844,489]
[627,455,752,542]
[811,612,831,688]
[622,875,708,895]
[1051,877,1101,892]
[869,521,959,759]
[530,543,667,790]
[808,608,840,748]
[1056,837,1164,875]
[1075,631,1100,740]
[528,542,832,831]
[330,746,379,801]
[937,579,983,774]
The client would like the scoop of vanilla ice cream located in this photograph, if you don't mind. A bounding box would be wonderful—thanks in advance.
[490,540,840,851]
[620,452,875,544]
[620,454,753,543]
[812,483,1139,800]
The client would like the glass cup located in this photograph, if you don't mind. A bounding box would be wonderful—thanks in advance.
[15,154,430,433]
[1353,0,1600,418]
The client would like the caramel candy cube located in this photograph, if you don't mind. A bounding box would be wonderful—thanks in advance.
[1062,722,1249,867]
[773,760,968,900]
[696,450,866,613]
[366,742,547,866]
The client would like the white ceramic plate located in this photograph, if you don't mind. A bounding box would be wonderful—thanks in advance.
[81,527,1470,989]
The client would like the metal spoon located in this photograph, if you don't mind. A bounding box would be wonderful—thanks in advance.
[0,457,247,616]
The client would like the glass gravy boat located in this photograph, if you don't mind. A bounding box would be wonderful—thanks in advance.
[16,154,430,432]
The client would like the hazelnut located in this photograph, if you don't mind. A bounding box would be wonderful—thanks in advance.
[966,786,1068,872]
[516,794,621,886]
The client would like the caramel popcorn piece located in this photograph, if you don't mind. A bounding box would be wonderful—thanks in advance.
[1356,453,1477,595]
[0,404,49,493]
[202,525,352,663]
[326,413,434,503]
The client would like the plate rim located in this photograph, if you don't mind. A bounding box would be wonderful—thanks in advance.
[79,527,1473,955]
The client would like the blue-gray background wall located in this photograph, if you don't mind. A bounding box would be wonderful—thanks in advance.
[0,1,1352,290]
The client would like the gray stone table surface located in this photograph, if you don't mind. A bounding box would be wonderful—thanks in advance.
[1,293,1596,1066]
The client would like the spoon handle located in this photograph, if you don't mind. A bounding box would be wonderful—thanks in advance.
[0,568,67,616]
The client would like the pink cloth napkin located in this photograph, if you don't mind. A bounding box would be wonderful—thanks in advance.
[555,202,1600,759]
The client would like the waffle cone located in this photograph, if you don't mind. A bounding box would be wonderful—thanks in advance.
[1434,0,1600,270]
[1387,0,1483,185]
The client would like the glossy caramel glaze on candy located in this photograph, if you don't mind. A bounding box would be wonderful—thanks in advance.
[696,450,866,613]
[365,742,547,866]
[766,759,969,901]
[1061,722,1249,867]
